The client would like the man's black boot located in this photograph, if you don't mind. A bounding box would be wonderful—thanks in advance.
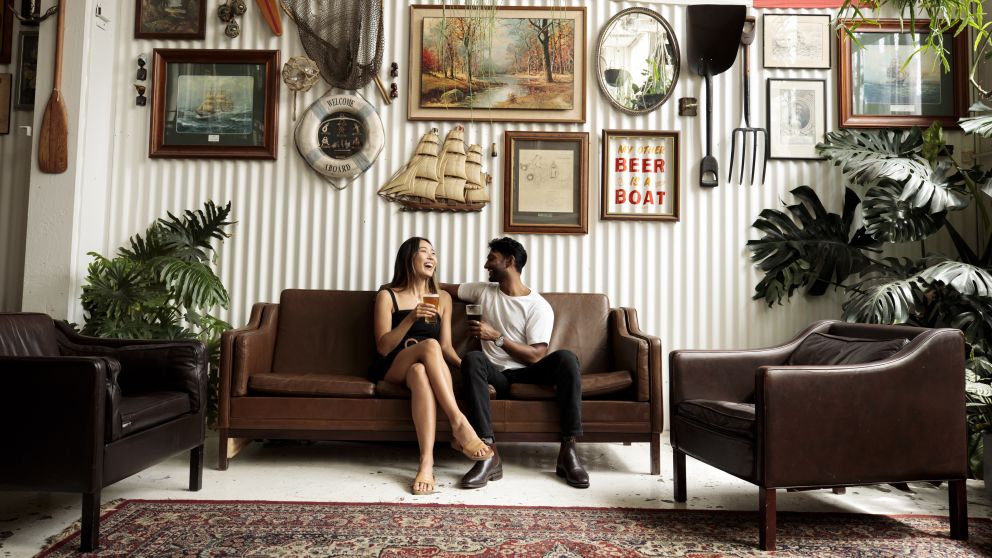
[556,437,589,488]
[460,444,502,489]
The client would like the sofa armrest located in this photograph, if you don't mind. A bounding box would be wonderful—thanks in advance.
[619,307,663,432]
[669,320,833,405]
[0,357,108,490]
[757,328,967,488]
[223,303,278,400]
[614,308,654,401]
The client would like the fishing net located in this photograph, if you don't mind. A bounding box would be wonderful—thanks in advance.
[281,0,384,90]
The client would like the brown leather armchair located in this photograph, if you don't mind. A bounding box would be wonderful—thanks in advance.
[670,320,968,550]
[0,313,207,552]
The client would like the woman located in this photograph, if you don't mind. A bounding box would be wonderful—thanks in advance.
[371,237,493,495]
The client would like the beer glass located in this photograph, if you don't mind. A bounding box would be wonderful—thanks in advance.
[422,293,440,323]
[465,304,482,327]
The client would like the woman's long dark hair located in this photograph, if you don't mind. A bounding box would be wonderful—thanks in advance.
[386,237,439,293]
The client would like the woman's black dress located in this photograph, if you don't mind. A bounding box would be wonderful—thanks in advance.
[368,289,441,382]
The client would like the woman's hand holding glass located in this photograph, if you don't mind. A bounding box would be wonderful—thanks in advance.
[410,302,439,323]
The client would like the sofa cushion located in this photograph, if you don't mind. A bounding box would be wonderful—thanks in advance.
[509,370,633,400]
[249,373,375,397]
[677,399,755,439]
[376,380,497,400]
[119,391,191,438]
[788,332,908,366]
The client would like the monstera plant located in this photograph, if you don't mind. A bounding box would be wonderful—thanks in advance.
[748,123,992,477]
[79,200,235,425]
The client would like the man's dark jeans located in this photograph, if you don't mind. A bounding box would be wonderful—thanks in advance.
[461,350,582,439]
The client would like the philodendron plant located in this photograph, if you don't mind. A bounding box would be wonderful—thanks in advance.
[747,121,992,477]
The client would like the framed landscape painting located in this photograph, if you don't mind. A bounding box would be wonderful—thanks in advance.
[408,5,586,123]
[135,0,206,40]
[149,49,280,159]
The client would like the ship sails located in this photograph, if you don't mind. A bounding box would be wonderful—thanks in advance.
[379,126,490,212]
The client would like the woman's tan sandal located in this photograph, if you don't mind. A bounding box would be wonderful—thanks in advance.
[452,438,494,461]
[412,473,435,495]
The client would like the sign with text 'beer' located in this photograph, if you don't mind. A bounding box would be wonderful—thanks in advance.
[601,130,680,222]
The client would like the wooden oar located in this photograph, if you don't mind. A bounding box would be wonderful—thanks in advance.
[38,0,67,174]
[256,0,282,36]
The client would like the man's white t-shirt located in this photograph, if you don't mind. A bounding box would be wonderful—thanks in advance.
[458,282,554,371]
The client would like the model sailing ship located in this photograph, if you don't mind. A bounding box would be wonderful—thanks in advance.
[379,126,491,212]
[196,90,235,118]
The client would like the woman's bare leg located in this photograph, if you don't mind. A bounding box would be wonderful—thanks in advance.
[405,363,436,492]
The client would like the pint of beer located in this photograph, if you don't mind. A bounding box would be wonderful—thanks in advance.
[465,304,482,325]
[422,293,440,323]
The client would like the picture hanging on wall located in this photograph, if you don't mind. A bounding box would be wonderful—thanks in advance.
[601,130,680,222]
[0,2,12,65]
[0,73,10,134]
[135,0,207,40]
[838,19,968,128]
[408,5,587,123]
[14,29,38,110]
[762,14,831,69]
[503,130,588,234]
[767,78,827,160]
[149,49,280,159]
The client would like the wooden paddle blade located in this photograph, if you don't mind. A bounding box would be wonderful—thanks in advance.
[38,89,68,174]
[256,0,282,36]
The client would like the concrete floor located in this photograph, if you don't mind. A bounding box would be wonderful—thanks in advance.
[2,434,990,557]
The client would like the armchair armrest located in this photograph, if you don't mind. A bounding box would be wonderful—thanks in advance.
[222,303,278,400]
[618,307,663,430]
[112,342,207,410]
[669,320,832,405]
[757,328,967,488]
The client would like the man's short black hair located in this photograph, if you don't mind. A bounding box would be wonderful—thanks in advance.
[489,237,527,272]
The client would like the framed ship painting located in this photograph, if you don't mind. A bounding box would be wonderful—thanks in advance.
[503,131,588,234]
[149,49,280,159]
[135,0,207,40]
[408,5,586,123]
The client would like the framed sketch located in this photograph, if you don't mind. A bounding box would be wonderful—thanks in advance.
[14,30,38,110]
[149,49,280,159]
[767,79,827,160]
[601,130,679,222]
[0,2,12,65]
[838,19,968,128]
[762,14,831,69]
[0,73,10,134]
[408,5,587,123]
[135,0,206,40]
[503,131,588,234]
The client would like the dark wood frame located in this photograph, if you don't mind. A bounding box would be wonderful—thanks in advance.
[766,78,827,160]
[600,129,680,222]
[135,0,207,40]
[408,4,587,123]
[0,73,10,134]
[838,19,969,128]
[149,49,280,160]
[503,130,588,234]
[762,13,831,70]
[0,2,12,65]
[13,29,37,110]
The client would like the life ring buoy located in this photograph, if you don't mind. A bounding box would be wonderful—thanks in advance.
[295,90,384,190]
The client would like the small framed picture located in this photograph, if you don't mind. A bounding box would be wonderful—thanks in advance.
[0,73,10,134]
[149,49,281,159]
[503,131,588,234]
[0,2,12,65]
[838,19,968,128]
[767,78,827,160]
[14,29,38,110]
[762,14,831,69]
[135,0,207,40]
[601,130,680,222]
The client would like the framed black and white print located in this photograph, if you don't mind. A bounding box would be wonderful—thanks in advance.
[14,29,38,110]
[762,14,831,69]
[767,78,827,160]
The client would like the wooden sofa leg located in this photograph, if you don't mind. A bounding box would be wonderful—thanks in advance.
[190,444,204,491]
[217,429,229,471]
[80,490,101,552]
[650,433,661,475]
[673,448,686,502]
[759,488,776,551]
[949,479,968,540]
[832,487,846,495]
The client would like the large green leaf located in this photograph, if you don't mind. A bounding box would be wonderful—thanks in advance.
[158,258,230,310]
[899,157,971,212]
[841,258,923,324]
[862,179,947,242]
[159,201,235,263]
[960,102,992,137]
[918,259,992,297]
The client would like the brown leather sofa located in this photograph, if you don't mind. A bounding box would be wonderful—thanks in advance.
[0,313,207,552]
[670,320,968,550]
[218,289,662,472]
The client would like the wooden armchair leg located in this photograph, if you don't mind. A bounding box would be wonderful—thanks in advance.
[673,448,687,502]
[759,488,776,551]
[832,487,846,495]
[949,479,968,540]
[80,490,101,552]
[190,444,204,491]
[650,433,661,475]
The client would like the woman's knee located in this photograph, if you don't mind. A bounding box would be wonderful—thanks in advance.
[420,338,442,356]
[407,363,428,387]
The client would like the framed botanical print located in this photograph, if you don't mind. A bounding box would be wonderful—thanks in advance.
[14,30,38,110]
[149,49,280,159]
[0,2,12,65]
[601,130,680,222]
[135,0,207,40]
[503,131,588,234]
[408,5,587,123]
[767,79,827,160]
[762,14,831,69]
[838,19,968,128]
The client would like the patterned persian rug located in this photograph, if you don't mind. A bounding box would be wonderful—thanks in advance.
[36,499,992,557]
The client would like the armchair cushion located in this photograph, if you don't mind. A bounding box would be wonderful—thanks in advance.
[509,370,634,400]
[119,392,191,437]
[787,332,908,366]
[248,373,375,397]
[677,399,755,439]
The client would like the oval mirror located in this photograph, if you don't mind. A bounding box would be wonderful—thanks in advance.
[597,8,680,115]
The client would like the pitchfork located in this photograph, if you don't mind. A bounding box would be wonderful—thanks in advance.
[729,17,767,185]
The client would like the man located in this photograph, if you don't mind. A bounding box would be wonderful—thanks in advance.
[444,237,589,489]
